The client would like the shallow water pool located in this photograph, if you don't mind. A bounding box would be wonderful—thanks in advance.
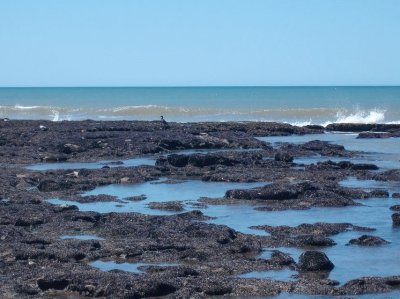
[90,260,179,273]
[209,196,400,284]
[49,179,266,218]
[60,234,104,241]
[27,157,155,171]
[258,132,400,170]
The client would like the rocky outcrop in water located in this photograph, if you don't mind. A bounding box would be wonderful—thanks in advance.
[252,223,373,248]
[325,123,400,133]
[347,235,390,246]
[297,251,334,271]
[392,213,400,226]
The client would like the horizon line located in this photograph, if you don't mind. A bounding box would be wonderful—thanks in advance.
[0,85,400,88]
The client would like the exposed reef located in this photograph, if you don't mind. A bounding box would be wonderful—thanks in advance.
[1,120,400,298]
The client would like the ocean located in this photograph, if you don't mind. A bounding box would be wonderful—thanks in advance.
[0,86,399,125]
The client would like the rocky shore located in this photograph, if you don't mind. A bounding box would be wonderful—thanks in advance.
[1,120,400,298]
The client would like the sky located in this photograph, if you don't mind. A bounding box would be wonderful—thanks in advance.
[0,0,399,87]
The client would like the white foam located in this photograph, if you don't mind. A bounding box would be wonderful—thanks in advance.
[321,108,386,127]
[112,105,162,112]
[14,104,41,110]
[51,110,60,122]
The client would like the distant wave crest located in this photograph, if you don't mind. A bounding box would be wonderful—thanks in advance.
[0,104,399,125]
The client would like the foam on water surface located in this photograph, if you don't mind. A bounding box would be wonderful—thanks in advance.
[1,87,400,124]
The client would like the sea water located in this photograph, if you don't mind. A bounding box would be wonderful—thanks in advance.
[258,132,400,170]
[1,86,399,124]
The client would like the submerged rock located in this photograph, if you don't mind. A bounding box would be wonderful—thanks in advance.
[148,201,184,212]
[392,193,400,198]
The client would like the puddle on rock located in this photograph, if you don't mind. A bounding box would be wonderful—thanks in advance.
[90,260,179,273]
[60,234,104,241]
[27,157,155,171]
[49,179,266,218]
[239,268,297,281]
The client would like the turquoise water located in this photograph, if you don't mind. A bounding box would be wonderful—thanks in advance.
[1,86,399,124]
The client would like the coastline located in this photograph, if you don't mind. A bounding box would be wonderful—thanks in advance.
[1,119,400,298]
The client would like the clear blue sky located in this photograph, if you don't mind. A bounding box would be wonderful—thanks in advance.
[0,0,399,87]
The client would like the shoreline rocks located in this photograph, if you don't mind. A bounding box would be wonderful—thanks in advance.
[0,120,399,298]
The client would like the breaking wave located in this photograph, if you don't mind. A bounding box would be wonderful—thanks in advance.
[0,104,399,126]
[327,108,386,125]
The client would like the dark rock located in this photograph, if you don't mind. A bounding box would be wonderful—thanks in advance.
[53,204,79,213]
[374,169,400,181]
[357,132,391,139]
[124,194,147,201]
[350,163,379,170]
[167,154,189,167]
[304,125,325,130]
[340,276,399,294]
[393,193,400,198]
[326,123,400,132]
[148,201,184,212]
[392,213,400,226]
[269,251,295,266]
[302,140,344,152]
[188,154,237,167]
[37,278,69,291]
[294,235,336,247]
[158,139,185,150]
[347,235,390,246]
[204,283,232,296]
[15,217,45,227]
[390,205,400,211]
[38,180,73,192]
[58,143,82,154]
[226,181,315,200]
[369,190,390,198]
[274,152,293,163]
[297,251,334,271]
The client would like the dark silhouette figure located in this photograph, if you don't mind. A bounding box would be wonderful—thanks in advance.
[160,115,170,129]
